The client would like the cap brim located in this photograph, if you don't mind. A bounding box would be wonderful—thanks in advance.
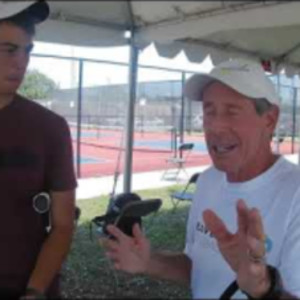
[184,73,219,101]
[0,1,49,24]
[23,1,49,24]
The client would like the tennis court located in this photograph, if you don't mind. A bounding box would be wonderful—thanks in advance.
[72,127,210,178]
[71,127,297,178]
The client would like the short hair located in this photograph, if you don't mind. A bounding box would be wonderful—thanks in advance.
[0,11,36,36]
[248,97,274,116]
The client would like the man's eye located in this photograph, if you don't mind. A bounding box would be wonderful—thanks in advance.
[7,48,16,53]
[0,47,16,54]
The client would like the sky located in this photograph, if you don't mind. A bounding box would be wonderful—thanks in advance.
[29,42,214,89]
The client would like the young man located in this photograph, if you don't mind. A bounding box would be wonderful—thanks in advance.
[104,59,300,299]
[0,1,77,298]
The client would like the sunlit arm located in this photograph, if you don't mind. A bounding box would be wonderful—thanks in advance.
[26,190,75,294]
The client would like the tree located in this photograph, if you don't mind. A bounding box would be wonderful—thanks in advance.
[18,69,58,100]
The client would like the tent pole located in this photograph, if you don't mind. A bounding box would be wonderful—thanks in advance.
[123,35,139,193]
[291,86,297,154]
[179,72,185,158]
[76,59,84,178]
[275,74,281,154]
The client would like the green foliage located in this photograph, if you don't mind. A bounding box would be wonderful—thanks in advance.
[18,69,58,100]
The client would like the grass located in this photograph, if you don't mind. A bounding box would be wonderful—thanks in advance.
[60,185,192,299]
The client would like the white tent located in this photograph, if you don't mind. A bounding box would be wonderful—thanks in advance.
[34,1,300,191]
[37,1,300,74]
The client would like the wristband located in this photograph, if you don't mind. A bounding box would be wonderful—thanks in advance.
[242,265,283,299]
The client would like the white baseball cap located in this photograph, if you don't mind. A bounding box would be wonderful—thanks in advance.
[0,1,49,24]
[184,58,279,106]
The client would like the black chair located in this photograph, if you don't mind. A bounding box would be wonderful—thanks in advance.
[75,206,81,225]
[162,142,194,180]
[170,172,200,210]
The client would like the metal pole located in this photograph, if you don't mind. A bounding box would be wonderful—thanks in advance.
[171,106,177,157]
[123,38,139,193]
[297,86,300,165]
[292,87,297,154]
[76,59,84,178]
[275,74,281,154]
[179,72,186,158]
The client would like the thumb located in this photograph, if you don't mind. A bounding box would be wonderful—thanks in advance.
[132,223,144,240]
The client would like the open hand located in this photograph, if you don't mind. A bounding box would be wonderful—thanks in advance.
[203,199,270,298]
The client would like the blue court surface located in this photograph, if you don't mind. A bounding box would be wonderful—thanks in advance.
[134,140,208,153]
[71,131,112,138]
[75,156,107,164]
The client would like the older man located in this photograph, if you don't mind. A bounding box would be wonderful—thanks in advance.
[105,59,300,299]
[0,1,77,298]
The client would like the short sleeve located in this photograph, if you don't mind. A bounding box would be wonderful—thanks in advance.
[45,116,77,191]
[278,189,300,297]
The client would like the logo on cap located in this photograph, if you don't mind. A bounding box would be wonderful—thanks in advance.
[217,64,250,76]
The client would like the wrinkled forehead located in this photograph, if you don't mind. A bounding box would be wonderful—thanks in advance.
[202,81,248,103]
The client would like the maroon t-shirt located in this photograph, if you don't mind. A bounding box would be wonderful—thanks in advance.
[0,95,77,293]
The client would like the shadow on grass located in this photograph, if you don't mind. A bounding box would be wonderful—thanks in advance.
[61,187,192,299]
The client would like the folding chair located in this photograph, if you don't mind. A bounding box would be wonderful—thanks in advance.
[162,142,194,180]
[170,172,200,210]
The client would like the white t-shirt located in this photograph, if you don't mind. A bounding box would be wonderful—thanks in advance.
[184,156,300,299]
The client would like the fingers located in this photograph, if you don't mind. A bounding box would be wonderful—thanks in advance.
[104,247,122,270]
[236,201,264,241]
[247,236,266,261]
[246,208,265,261]
[237,199,249,236]
[106,224,130,242]
[103,227,129,270]
[248,208,265,241]
[103,237,121,252]
[103,225,131,258]
[104,223,145,254]
[235,204,266,276]
[203,209,232,243]
[103,223,150,274]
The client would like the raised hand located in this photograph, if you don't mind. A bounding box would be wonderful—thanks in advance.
[203,199,270,298]
[103,223,151,274]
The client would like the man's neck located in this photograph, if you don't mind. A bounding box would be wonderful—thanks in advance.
[0,93,15,110]
[226,153,279,183]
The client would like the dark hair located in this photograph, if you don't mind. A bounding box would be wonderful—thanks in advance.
[0,11,36,36]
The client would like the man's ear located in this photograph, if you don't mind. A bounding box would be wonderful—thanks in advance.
[264,105,279,135]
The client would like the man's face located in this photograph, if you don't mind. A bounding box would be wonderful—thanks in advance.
[202,82,278,182]
[0,22,33,95]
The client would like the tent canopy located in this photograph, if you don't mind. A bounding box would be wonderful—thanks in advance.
[36,1,300,75]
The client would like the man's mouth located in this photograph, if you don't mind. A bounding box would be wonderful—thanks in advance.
[211,144,237,155]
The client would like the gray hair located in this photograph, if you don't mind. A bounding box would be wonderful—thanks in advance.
[248,97,274,116]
